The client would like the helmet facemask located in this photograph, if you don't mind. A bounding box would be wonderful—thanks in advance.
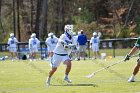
[64,25,73,36]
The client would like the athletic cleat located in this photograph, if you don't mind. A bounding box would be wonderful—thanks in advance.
[64,77,72,83]
[84,58,86,60]
[30,59,33,62]
[128,76,135,82]
[12,59,14,62]
[46,78,51,86]
[33,59,36,62]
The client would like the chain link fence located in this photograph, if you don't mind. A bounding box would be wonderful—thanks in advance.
[0,38,137,59]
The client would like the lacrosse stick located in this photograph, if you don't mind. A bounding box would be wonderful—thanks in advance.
[86,53,139,79]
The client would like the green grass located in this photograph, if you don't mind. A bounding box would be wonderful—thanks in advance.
[0,57,140,93]
[89,48,131,57]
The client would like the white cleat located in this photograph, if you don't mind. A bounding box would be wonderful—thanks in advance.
[12,59,14,62]
[46,78,51,86]
[128,76,135,82]
[30,59,33,62]
[64,77,72,83]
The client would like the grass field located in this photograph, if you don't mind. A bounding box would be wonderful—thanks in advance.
[0,56,140,93]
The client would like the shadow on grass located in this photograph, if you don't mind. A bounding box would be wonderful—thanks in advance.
[51,83,98,87]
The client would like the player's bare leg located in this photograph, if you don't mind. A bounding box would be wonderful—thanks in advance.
[133,61,140,75]
[30,53,33,62]
[128,61,140,82]
[15,52,19,60]
[97,51,100,58]
[94,52,97,59]
[77,52,81,60]
[83,51,86,60]
[46,67,57,85]
[47,52,53,62]
[64,60,72,83]
[11,52,14,61]
[33,52,36,61]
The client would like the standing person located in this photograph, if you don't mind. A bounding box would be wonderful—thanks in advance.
[45,32,58,62]
[77,30,87,60]
[28,33,40,62]
[7,33,18,61]
[46,24,75,86]
[124,37,140,82]
[90,32,100,59]
[71,32,78,60]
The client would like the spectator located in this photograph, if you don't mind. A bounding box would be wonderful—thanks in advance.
[90,32,100,59]
[28,33,40,62]
[7,33,18,61]
[77,30,87,60]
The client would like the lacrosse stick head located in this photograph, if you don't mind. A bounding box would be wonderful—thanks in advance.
[86,73,96,79]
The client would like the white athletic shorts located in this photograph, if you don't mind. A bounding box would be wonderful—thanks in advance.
[92,44,99,52]
[51,53,71,67]
[9,47,17,52]
[29,47,38,53]
[47,46,55,52]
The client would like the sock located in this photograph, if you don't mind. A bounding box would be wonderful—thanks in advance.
[65,75,68,78]
[47,77,51,81]
[131,74,134,78]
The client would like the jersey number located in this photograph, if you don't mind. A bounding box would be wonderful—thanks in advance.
[33,40,37,45]
[51,40,55,44]
[93,38,97,43]
[11,40,15,44]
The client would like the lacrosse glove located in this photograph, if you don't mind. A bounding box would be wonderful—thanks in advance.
[124,54,131,61]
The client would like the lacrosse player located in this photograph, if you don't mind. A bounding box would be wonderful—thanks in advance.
[7,33,18,61]
[90,32,100,59]
[28,33,40,62]
[71,32,79,60]
[124,37,140,82]
[45,32,58,62]
[46,24,76,86]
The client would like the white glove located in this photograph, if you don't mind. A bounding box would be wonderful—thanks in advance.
[69,44,75,47]
[64,44,76,49]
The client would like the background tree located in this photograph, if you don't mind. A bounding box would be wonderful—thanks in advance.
[0,0,140,42]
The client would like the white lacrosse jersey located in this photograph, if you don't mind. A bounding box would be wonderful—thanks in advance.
[29,37,40,49]
[72,35,78,45]
[45,36,58,52]
[90,36,100,45]
[7,37,18,48]
[90,36,100,51]
[53,34,73,55]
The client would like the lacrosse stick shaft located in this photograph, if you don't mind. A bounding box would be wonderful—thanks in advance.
[88,53,139,77]
[93,60,124,75]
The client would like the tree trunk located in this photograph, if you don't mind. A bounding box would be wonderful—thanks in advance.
[17,0,21,41]
[40,0,47,40]
[0,0,5,34]
[34,0,42,39]
[13,0,16,37]
[30,0,34,32]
